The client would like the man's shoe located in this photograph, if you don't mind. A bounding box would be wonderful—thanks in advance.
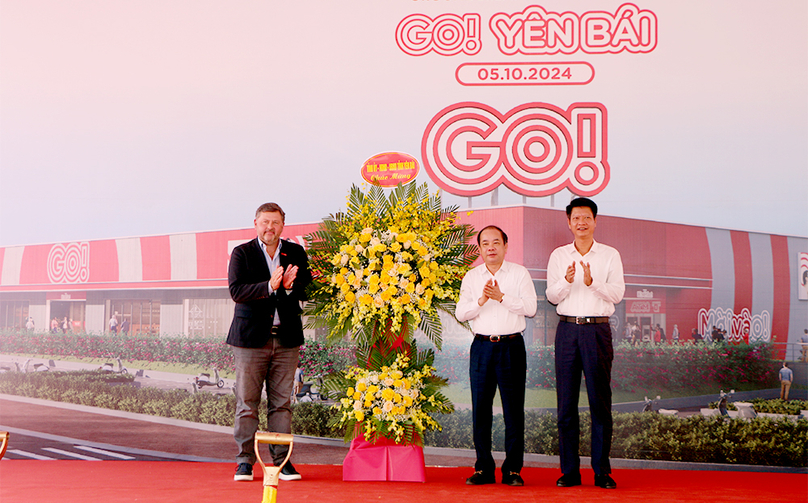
[501,471,524,486]
[465,470,495,485]
[556,473,581,487]
[279,462,302,481]
[595,474,617,489]
[234,463,253,481]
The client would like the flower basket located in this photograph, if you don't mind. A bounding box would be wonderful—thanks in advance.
[304,182,478,480]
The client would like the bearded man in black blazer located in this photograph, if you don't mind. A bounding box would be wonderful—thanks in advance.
[228,202,312,482]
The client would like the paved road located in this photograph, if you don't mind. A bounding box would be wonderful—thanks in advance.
[2,430,172,461]
[0,396,507,469]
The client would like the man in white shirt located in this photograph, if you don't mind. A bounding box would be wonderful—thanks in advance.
[546,197,624,490]
[456,226,537,487]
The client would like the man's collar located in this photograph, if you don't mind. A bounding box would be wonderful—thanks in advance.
[259,238,283,259]
[568,240,599,254]
[482,260,510,275]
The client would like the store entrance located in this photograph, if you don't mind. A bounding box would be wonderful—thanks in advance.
[626,314,666,344]
[49,301,86,333]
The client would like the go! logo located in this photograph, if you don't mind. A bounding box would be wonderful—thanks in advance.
[396,13,481,56]
[47,242,90,283]
[421,102,609,197]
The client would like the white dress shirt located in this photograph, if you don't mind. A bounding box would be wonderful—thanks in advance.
[456,261,538,336]
[545,240,625,317]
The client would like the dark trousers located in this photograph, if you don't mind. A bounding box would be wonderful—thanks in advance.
[554,321,614,476]
[469,335,526,475]
[232,338,299,465]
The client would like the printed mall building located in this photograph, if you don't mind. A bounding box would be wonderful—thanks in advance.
[1,206,806,349]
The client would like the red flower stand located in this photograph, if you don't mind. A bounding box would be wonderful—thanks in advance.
[342,435,426,482]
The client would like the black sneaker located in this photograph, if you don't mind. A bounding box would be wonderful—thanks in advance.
[234,463,253,481]
[465,470,495,485]
[279,462,302,481]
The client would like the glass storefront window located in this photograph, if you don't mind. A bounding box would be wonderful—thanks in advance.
[0,301,29,330]
[109,300,161,336]
[185,298,234,338]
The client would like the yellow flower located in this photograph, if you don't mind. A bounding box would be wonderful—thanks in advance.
[354,410,365,422]
[344,291,356,303]
[356,382,367,392]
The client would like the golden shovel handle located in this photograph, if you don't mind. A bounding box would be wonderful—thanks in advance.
[254,432,294,445]
[254,431,295,495]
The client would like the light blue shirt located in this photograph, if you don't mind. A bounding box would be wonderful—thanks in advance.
[260,239,282,326]
[779,367,793,382]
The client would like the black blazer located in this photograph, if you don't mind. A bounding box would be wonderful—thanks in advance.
[226,238,312,348]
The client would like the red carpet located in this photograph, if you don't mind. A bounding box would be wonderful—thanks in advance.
[0,461,805,503]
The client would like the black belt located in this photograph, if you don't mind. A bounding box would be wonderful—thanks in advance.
[270,325,281,335]
[559,315,609,325]
[474,333,521,342]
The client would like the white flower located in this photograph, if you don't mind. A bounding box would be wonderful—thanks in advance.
[382,401,394,413]
[383,378,394,387]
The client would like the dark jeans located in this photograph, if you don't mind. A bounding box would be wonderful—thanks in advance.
[232,338,299,465]
[555,321,614,476]
[469,335,526,475]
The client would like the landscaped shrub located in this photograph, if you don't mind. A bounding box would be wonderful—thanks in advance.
[749,398,808,415]
[291,402,343,438]
[2,330,781,395]
[0,330,355,378]
[1,370,805,466]
[612,342,778,393]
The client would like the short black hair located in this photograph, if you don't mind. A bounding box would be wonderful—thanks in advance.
[566,197,598,218]
[476,225,508,245]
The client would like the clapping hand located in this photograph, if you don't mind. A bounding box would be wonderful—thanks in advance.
[283,265,298,289]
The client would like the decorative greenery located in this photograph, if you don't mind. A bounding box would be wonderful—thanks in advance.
[708,398,808,415]
[429,340,779,393]
[611,342,778,393]
[322,340,453,444]
[304,182,476,349]
[0,330,355,378]
[426,409,808,467]
[2,371,805,467]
